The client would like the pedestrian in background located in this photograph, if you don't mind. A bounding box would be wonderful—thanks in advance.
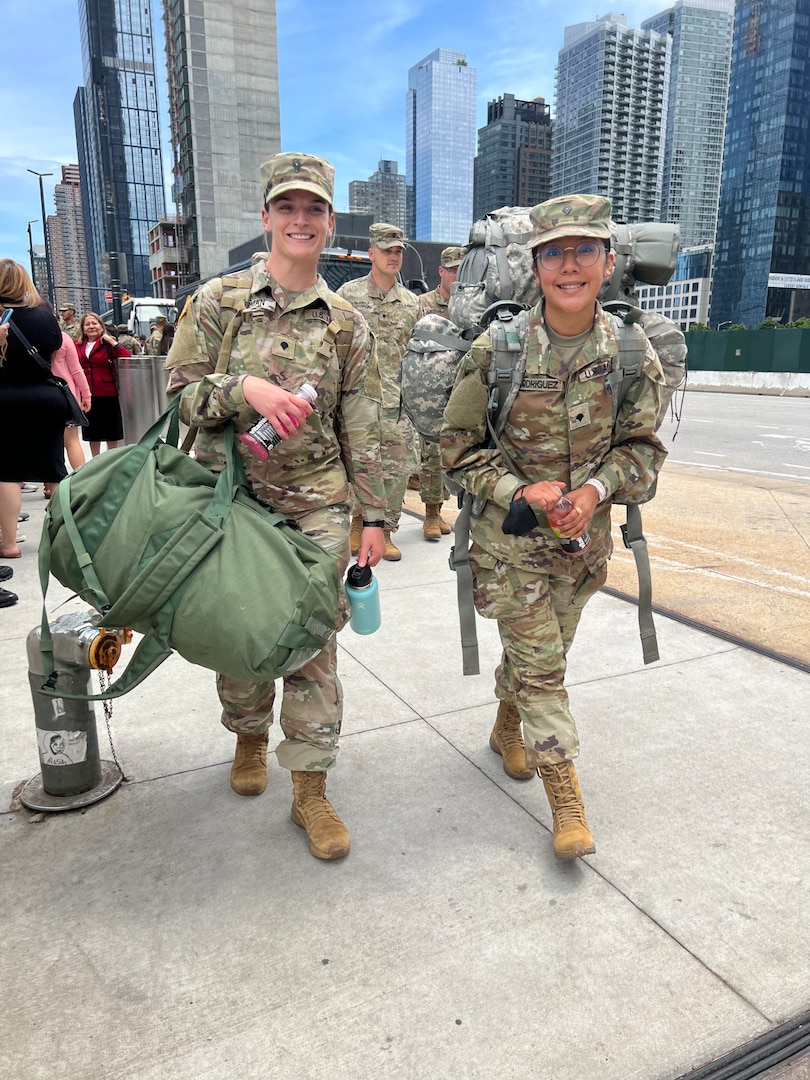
[58,303,82,343]
[337,223,420,561]
[441,195,667,860]
[0,260,70,560]
[77,312,128,457]
[165,151,386,860]
[46,330,91,496]
[117,324,142,354]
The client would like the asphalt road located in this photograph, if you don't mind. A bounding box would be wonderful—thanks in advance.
[660,391,810,483]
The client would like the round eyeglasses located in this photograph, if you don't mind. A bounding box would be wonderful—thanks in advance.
[536,242,603,271]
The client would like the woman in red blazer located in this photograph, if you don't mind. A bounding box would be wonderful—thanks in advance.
[77,312,130,457]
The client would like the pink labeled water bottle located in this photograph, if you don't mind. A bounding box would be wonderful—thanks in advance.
[546,496,591,556]
[240,382,317,459]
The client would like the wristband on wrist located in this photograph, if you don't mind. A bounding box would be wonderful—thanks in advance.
[584,478,608,503]
[362,519,385,529]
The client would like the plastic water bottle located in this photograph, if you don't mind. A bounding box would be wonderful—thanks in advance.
[345,563,381,635]
[240,383,317,459]
[546,496,591,556]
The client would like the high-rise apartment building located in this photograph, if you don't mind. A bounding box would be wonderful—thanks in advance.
[642,0,734,248]
[162,0,281,283]
[474,95,553,220]
[46,165,93,314]
[554,14,670,222]
[349,160,407,233]
[406,48,477,242]
[74,0,166,301]
[711,0,810,328]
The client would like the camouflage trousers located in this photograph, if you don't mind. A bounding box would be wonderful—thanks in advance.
[354,407,417,531]
[418,435,446,505]
[470,546,608,767]
[217,505,351,772]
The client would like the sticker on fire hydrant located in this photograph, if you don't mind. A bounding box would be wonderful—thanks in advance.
[36,729,88,766]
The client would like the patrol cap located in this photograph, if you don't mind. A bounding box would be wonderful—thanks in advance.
[369,223,405,250]
[440,246,465,269]
[527,194,612,250]
[116,324,128,334]
[59,303,75,313]
[261,152,335,207]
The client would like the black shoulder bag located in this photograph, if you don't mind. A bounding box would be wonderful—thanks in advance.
[8,322,89,427]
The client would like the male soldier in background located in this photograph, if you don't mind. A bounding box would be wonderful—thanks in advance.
[419,245,464,317]
[414,246,465,539]
[117,324,142,354]
[145,315,168,355]
[337,223,420,561]
[58,304,81,343]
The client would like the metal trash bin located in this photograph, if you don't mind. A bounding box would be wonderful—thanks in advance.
[117,354,170,445]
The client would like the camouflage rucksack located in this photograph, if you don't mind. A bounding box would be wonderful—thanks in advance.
[448,207,540,331]
[400,314,475,442]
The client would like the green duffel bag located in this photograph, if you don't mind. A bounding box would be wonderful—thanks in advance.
[38,397,340,700]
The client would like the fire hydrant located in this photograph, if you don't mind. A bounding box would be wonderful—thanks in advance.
[21,612,131,813]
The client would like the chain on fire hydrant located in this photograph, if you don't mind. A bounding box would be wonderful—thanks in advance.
[21,612,132,813]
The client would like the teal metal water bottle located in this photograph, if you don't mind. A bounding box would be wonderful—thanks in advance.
[345,563,381,635]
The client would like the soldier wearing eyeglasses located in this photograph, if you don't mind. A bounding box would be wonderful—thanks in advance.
[441,194,667,861]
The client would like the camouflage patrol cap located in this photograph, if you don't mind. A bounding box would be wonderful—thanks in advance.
[116,324,128,334]
[440,246,465,268]
[59,303,76,313]
[527,194,612,250]
[260,152,335,206]
[369,222,405,250]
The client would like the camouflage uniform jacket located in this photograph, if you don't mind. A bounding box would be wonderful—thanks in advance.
[119,333,142,354]
[60,320,82,344]
[165,261,386,520]
[336,273,419,411]
[418,287,448,317]
[441,301,668,572]
[144,330,164,356]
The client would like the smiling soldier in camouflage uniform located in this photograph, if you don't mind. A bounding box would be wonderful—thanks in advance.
[337,223,420,561]
[415,245,465,539]
[165,151,386,861]
[441,194,667,860]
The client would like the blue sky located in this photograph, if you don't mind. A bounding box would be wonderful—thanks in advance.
[1,0,665,271]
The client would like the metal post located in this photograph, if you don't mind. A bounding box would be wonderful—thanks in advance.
[27,220,38,283]
[27,169,54,307]
[21,613,131,812]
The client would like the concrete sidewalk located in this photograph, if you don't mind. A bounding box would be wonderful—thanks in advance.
[2,493,809,1080]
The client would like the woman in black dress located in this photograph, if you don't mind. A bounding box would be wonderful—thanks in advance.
[77,312,130,456]
[0,260,69,559]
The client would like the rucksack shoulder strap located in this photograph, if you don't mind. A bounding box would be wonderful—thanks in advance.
[605,313,646,424]
[485,307,530,482]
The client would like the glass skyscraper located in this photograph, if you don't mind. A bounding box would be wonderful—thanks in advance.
[711,0,810,327]
[642,1,734,248]
[554,14,670,222]
[74,0,166,301]
[406,48,477,243]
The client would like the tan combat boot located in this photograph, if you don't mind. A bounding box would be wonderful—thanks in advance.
[383,529,402,561]
[423,504,442,541]
[407,474,421,491]
[230,732,269,796]
[290,770,350,859]
[538,760,596,860]
[438,510,451,536]
[349,514,363,555]
[489,701,534,780]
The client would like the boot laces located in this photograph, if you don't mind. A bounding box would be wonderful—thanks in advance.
[297,774,341,825]
[543,764,587,825]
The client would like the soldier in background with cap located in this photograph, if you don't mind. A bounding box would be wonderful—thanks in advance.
[117,324,142,354]
[337,223,420,561]
[414,245,465,539]
[442,194,667,861]
[59,304,81,343]
[166,151,386,861]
